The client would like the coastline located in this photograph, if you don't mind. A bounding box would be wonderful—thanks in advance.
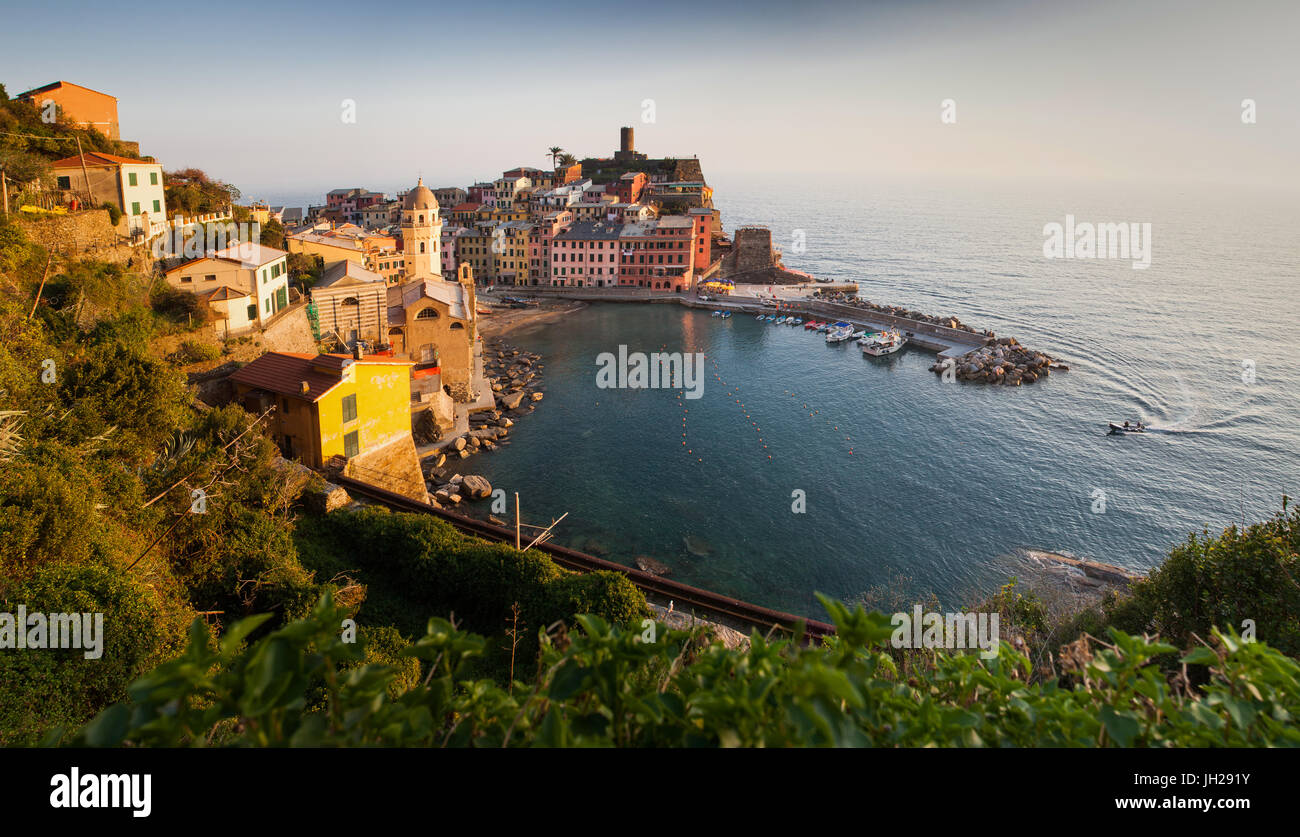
[477,298,588,338]
[460,296,1134,614]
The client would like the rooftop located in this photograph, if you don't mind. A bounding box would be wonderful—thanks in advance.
[230,352,413,402]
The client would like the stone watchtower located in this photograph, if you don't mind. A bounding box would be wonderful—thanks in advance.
[401,177,442,280]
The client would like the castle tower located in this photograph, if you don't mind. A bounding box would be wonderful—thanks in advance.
[401,177,442,280]
[620,126,634,154]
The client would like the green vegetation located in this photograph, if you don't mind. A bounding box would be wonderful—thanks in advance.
[55,592,1300,747]
[0,220,649,743]
[163,168,240,216]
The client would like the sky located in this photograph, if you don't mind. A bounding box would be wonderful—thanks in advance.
[4,0,1297,205]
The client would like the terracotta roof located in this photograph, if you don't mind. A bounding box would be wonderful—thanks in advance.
[450,202,482,212]
[52,152,154,168]
[196,286,249,302]
[229,352,412,402]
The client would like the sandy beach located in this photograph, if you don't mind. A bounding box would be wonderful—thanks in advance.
[477,299,588,338]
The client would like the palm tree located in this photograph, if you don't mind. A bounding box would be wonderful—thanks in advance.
[547,146,564,169]
[557,152,577,167]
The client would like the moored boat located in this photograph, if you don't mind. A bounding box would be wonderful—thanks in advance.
[862,330,906,356]
[826,325,855,343]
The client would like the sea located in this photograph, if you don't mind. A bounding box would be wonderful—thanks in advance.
[272,174,1300,619]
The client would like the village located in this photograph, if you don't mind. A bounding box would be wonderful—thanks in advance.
[3,82,826,511]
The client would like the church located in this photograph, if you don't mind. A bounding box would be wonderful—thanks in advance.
[385,178,480,403]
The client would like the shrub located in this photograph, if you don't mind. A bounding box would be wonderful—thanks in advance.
[0,563,192,745]
[151,286,211,328]
[59,592,1300,748]
[175,338,220,364]
[100,202,122,226]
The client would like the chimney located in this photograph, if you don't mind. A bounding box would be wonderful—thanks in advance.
[299,381,309,395]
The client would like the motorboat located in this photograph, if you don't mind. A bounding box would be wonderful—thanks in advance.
[791,318,803,325]
[862,330,906,356]
[711,310,722,317]
[1108,421,1146,434]
[826,325,855,343]
[804,320,821,330]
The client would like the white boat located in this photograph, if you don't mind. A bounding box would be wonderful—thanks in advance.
[755,314,765,321]
[1108,421,1146,434]
[862,330,906,356]
[826,325,855,343]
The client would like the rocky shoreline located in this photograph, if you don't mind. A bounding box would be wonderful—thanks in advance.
[420,337,546,510]
[929,336,1071,386]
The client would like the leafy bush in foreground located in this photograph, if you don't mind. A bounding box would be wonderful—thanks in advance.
[58,593,1300,748]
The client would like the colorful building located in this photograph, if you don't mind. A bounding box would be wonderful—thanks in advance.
[163,243,291,326]
[551,220,621,287]
[16,81,120,140]
[51,152,165,236]
[229,350,415,467]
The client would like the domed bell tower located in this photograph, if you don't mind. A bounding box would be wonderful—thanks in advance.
[401,177,442,280]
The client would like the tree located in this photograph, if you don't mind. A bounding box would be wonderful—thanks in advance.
[556,152,577,168]
[547,146,564,168]
[164,168,240,217]
[260,218,285,250]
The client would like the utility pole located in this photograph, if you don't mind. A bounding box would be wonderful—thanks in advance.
[1,169,8,215]
[74,135,95,207]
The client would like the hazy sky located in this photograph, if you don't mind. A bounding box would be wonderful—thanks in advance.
[5,0,1296,203]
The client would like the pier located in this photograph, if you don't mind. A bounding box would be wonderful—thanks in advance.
[482,286,988,359]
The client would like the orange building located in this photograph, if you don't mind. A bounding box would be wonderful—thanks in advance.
[16,81,120,140]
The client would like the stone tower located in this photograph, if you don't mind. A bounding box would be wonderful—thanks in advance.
[401,177,442,280]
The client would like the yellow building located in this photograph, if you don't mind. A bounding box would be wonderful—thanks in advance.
[229,350,415,467]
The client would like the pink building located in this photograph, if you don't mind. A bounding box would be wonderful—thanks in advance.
[550,220,621,287]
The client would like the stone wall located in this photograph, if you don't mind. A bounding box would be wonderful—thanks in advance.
[13,209,145,265]
[259,303,318,354]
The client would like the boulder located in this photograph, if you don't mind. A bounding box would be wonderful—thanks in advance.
[635,555,672,576]
[460,474,492,499]
[500,391,526,410]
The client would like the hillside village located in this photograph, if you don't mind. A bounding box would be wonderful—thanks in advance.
[0,81,807,511]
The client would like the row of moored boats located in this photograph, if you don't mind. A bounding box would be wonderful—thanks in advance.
[745,313,908,356]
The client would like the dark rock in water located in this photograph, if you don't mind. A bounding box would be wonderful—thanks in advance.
[583,538,610,557]
[683,534,712,557]
[635,555,672,576]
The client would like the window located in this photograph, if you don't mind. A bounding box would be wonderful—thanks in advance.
[131,202,141,215]
[341,394,358,423]
[128,173,138,186]
[57,176,71,189]
[264,298,271,314]
[152,200,161,213]
[180,275,193,283]
[247,303,257,320]
[150,172,158,185]
[343,430,359,458]
[204,274,216,282]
